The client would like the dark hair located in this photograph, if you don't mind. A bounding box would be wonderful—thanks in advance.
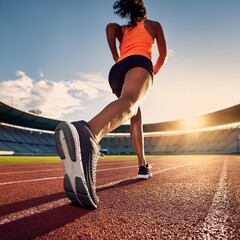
[113,0,147,26]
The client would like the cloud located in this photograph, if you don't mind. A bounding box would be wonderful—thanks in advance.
[0,71,111,119]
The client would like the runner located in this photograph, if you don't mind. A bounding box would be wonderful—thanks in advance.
[55,0,167,209]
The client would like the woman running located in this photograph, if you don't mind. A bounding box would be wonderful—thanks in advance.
[55,0,167,209]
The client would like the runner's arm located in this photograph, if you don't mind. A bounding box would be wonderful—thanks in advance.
[106,23,122,62]
[153,22,167,75]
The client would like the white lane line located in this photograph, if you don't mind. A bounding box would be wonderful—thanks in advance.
[97,162,197,189]
[0,169,62,175]
[0,162,196,186]
[0,166,138,186]
[0,157,196,175]
[202,158,229,239]
[97,165,137,172]
[0,198,70,225]
[0,177,63,186]
[98,160,136,165]
[0,161,198,225]
[152,162,195,174]
[0,161,135,175]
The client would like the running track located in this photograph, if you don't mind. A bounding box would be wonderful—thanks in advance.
[0,155,240,239]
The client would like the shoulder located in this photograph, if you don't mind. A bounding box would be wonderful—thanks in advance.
[121,24,128,34]
[144,19,164,37]
[106,23,124,41]
[106,23,122,35]
[106,22,121,30]
[106,23,127,33]
[145,19,162,29]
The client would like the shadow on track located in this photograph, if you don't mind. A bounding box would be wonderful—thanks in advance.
[1,179,146,239]
[0,193,89,240]
[0,192,66,216]
[97,178,143,193]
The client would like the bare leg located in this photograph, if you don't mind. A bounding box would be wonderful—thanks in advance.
[109,90,147,166]
[130,107,147,166]
[88,67,152,143]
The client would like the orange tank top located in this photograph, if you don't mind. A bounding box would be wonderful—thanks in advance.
[117,20,154,62]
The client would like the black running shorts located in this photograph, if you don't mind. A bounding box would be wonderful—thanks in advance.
[108,55,153,93]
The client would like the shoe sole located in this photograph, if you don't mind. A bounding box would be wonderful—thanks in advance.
[137,174,149,180]
[137,173,153,180]
[55,122,97,209]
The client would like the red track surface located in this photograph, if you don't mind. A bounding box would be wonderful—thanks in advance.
[0,155,240,239]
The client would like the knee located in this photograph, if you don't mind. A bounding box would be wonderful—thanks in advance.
[123,98,139,119]
[129,105,138,118]
[118,92,140,118]
[131,107,141,120]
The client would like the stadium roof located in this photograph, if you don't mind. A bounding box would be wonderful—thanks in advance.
[0,102,60,131]
[0,101,240,133]
[116,104,240,133]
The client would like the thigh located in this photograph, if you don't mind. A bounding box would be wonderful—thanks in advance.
[120,67,152,105]
[109,55,153,95]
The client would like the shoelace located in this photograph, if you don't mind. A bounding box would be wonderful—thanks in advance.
[90,138,101,185]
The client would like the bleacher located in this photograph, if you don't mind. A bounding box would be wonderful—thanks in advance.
[99,126,240,155]
[0,124,57,156]
[0,122,239,156]
[0,101,240,156]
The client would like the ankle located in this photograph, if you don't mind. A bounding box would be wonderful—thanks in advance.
[138,159,147,167]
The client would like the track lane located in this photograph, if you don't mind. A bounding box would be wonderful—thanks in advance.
[0,155,239,239]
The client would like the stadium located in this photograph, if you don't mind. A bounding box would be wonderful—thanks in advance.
[1,0,240,238]
[1,102,240,239]
[0,101,240,156]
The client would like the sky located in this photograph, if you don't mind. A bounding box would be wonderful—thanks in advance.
[0,0,239,124]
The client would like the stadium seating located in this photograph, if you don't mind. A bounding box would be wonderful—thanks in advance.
[0,125,57,156]
[1,101,240,156]
[0,123,239,156]
[99,126,240,155]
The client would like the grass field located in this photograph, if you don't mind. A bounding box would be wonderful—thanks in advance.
[0,155,139,164]
[1,154,239,164]
[0,156,61,164]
